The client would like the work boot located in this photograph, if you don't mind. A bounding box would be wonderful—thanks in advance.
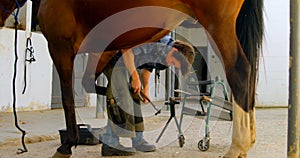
[102,121,135,156]
[132,132,156,152]
[101,143,135,156]
[133,139,156,152]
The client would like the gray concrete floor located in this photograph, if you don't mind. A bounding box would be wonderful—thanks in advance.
[0,104,287,158]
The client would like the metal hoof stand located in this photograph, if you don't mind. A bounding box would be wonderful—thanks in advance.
[177,76,232,151]
[156,98,185,147]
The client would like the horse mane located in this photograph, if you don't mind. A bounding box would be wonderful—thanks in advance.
[236,0,264,109]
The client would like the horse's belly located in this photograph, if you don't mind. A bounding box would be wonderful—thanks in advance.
[77,3,190,52]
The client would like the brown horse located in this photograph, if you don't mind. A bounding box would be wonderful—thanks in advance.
[0,0,263,157]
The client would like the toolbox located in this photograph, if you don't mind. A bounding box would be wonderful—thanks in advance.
[59,124,104,145]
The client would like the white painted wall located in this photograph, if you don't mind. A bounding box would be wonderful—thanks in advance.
[257,0,290,107]
[0,28,52,111]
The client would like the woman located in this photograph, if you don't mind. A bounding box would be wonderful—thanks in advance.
[82,35,195,156]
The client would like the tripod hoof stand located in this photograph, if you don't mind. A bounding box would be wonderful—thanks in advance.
[155,76,232,151]
[155,97,185,147]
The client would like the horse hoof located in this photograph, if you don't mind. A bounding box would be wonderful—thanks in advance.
[52,151,71,158]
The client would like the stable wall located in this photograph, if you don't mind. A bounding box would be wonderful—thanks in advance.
[256,0,290,107]
[0,28,52,111]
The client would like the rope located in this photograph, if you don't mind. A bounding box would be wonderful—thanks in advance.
[11,0,28,154]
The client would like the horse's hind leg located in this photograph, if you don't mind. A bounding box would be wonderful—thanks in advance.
[208,33,252,158]
[50,46,78,158]
[82,53,102,93]
[224,99,251,158]
[82,51,117,94]
[203,21,252,158]
[249,108,256,146]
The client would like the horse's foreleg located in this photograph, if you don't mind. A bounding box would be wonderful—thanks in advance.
[57,74,78,156]
[51,50,77,158]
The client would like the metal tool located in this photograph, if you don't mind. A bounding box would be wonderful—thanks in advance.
[138,91,161,115]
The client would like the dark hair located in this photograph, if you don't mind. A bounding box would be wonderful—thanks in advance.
[172,40,195,76]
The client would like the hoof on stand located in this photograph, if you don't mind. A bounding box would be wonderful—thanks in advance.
[52,151,71,158]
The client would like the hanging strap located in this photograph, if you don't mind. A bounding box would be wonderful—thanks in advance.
[22,37,36,94]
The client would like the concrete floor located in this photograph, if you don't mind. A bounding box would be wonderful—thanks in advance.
[0,104,287,158]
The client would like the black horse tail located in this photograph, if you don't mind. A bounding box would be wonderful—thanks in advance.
[31,0,41,31]
[236,0,264,110]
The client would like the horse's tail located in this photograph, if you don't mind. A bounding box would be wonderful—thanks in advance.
[236,0,264,110]
[32,0,41,30]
